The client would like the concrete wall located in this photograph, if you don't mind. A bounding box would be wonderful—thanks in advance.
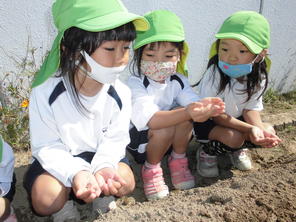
[0,0,295,92]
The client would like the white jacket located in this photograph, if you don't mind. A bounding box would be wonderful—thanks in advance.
[29,76,131,187]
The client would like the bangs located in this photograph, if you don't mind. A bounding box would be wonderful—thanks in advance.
[145,41,184,53]
[103,22,136,42]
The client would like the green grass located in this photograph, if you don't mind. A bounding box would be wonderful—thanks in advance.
[263,88,296,112]
[264,88,296,105]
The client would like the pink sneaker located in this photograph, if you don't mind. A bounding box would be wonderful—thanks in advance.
[168,156,195,190]
[141,165,169,200]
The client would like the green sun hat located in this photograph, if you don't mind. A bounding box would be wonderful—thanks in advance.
[134,10,189,76]
[32,0,150,88]
[215,11,270,54]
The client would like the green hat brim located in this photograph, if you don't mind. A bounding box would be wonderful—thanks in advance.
[215,33,263,54]
[133,34,184,50]
[77,11,149,32]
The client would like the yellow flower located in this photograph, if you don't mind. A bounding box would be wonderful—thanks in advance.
[21,99,29,108]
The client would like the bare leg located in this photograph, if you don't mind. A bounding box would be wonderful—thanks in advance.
[209,125,245,148]
[31,172,70,216]
[172,120,193,154]
[146,126,175,164]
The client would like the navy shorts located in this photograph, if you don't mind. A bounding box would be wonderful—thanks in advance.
[23,152,130,209]
[194,116,245,140]
[127,127,149,164]
[2,173,16,202]
[127,127,172,164]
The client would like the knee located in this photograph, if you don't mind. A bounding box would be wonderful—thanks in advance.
[150,127,175,141]
[32,190,68,216]
[31,176,69,215]
[178,120,192,130]
[222,129,245,148]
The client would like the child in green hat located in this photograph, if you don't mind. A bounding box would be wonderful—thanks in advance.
[23,0,149,220]
[127,10,225,200]
[193,11,281,178]
[0,136,17,222]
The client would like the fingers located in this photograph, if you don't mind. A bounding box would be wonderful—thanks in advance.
[113,174,127,187]
[201,97,223,105]
[95,173,109,195]
[73,171,102,203]
[252,136,280,148]
[106,179,120,195]
[75,182,101,203]
[104,175,126,196]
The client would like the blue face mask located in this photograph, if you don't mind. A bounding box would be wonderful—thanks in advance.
[218,55,259,78]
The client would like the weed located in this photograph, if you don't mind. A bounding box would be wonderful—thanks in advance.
[0,47,36,151]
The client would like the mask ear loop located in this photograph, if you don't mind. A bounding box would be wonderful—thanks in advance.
[252,54,266,64]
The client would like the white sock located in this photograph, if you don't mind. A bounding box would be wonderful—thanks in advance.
[171,151,186,159]
[144,161,160,169]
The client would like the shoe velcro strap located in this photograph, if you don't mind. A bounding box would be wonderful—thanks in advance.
[201,140,261,156]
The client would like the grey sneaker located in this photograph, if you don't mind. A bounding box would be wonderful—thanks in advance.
[230,149,252,171]
[92,196,117,216]
[52,200,80,222]
[196,146,219,177]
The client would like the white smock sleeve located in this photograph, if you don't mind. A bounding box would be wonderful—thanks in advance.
[0,138,14,196]
[30,87,91,187]
[174,74,201,106]
[128,76,160,131]
[91,85,132,172]
[244,79,266,111]
[196,67,221,99]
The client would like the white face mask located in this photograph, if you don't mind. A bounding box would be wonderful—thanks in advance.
[80,51,126,84]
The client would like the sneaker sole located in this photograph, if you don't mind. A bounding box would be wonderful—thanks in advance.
[174,180,195,190]
[146,189,169,201]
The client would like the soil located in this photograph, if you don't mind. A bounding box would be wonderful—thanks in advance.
[12,105,296,222]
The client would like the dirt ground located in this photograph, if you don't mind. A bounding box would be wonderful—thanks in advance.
[12,106,296,222]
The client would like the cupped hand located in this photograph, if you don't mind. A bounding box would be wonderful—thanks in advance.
[95,167,127,196]
[187,97,225,122]
[72,170,101,203]
[249,127,282,148]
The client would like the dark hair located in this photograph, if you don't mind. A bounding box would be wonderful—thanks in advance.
[194,40,268,102]
[130,41,184,77]
[58,22,136,116]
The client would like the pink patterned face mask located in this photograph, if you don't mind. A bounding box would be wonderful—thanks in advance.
[140,60,177,82]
